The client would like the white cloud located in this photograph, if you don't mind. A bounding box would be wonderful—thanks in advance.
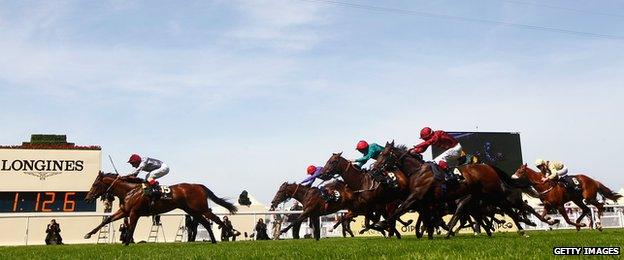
[226,0,330,51]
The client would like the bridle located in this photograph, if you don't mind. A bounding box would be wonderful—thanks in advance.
[103,175,121,196]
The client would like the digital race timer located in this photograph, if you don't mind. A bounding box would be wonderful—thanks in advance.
[0,192,96,212]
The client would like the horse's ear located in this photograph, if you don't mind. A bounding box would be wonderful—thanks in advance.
[338,152,343,156]
[98,171,103,176]
[523,163,527,167]
[391,140,395,145]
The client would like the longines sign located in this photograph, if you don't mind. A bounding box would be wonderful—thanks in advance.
[0,149,101,191]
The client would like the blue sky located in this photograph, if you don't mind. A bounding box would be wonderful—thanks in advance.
[1,0,623,203]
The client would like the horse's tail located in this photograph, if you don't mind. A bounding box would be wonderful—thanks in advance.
[202,186,238,214]
[596,181,622,202]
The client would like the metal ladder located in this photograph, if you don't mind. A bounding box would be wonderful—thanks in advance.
[96,219,112,244]
[147,224,160,243]
[174,219,186,242]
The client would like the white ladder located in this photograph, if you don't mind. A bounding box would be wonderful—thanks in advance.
[96,220,112,244]
[174,219,186,242]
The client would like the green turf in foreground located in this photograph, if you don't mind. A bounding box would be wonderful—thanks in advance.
[1,229,622,259]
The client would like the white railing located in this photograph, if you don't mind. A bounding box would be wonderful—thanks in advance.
[521,204,624,230]
[1,205,622,246]
[0,210,350,245]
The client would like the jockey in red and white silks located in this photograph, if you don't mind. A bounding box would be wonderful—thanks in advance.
[127,154,169,185]
[409,127,462,169]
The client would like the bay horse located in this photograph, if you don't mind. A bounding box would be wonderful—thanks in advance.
[318,152,410,237]
[372,142,546,238]
[84,172,237,244]
[270,181,402,239]
[512,164,622,230]
[269,181,351,240]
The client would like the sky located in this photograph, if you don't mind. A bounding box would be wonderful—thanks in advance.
[0,0,623,204]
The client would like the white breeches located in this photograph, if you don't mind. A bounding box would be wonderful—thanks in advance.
[547,166,568,180]
[433,143,463,166]
[147,163,169,181]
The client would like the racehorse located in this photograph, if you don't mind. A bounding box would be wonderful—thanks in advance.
[84,172,237,244]
[270,181,350,240]
[512,164,622,230]
[372,142,543,238]
[318,152,410,237]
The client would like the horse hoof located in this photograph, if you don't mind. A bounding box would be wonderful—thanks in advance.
[517,231,525,236]
[84,234,92,239]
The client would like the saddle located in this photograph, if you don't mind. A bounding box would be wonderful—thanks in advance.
[142,183,172,200]
[559,176,582,195]
[319,187,340,203]
[369,170,399,189]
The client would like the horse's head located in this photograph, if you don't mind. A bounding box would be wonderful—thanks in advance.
[269,182,293,211]
[511,164,535,181]
[319,152,347,180]
[85,171,109,202]
[372,141,407,173]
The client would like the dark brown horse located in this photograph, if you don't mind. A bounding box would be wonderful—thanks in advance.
[270,181,350,240]
[512,164,622,230]
[372,142,544,238]
[319,152,410,237]
[84,172,237,244]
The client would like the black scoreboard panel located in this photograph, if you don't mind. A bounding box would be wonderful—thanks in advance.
[0,192,96,213]
[432,132,523,175]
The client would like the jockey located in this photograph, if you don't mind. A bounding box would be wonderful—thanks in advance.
[354,140,384,168]
[354,140,397,188]
[127,154,169,197]
[300,165,323,187]
[409,127,462,178]
[535,159,568,182]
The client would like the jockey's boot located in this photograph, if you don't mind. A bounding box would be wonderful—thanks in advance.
[148,183,159,207]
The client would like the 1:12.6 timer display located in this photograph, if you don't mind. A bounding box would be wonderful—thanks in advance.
[0,192,96,212]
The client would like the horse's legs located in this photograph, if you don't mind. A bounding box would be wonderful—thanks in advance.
[415,214,423,238]
[498,200,527,236]
[585,198,604,231]
[84,209,127,239]
[556,205,585,230]
[445,195,473,238]
[573,199,593,230]
[311,216,321,241]
[333,212,352,230]
[473,213,491,237]
[281,208,313,234]
[397,217,413,227]
[388,220,401,239]
[524,202,557,225]
[124,211,140,246]
[377,193,421,228]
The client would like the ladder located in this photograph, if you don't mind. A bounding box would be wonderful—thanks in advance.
[147,224,160,243]
[147,222,167,243]
[174,219,186,242]
[96,221,112,244]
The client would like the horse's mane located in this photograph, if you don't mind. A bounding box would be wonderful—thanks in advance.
[392,144,424,162]
[394,144,409,153]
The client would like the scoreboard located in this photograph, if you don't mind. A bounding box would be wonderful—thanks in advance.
[0,145,101,213]
[432,132,523,175]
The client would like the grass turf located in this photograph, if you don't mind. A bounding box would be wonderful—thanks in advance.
[1,229,622,259]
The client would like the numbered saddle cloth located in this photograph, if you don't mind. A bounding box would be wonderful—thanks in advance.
[142,184,173,200]
[561,175,582,195]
